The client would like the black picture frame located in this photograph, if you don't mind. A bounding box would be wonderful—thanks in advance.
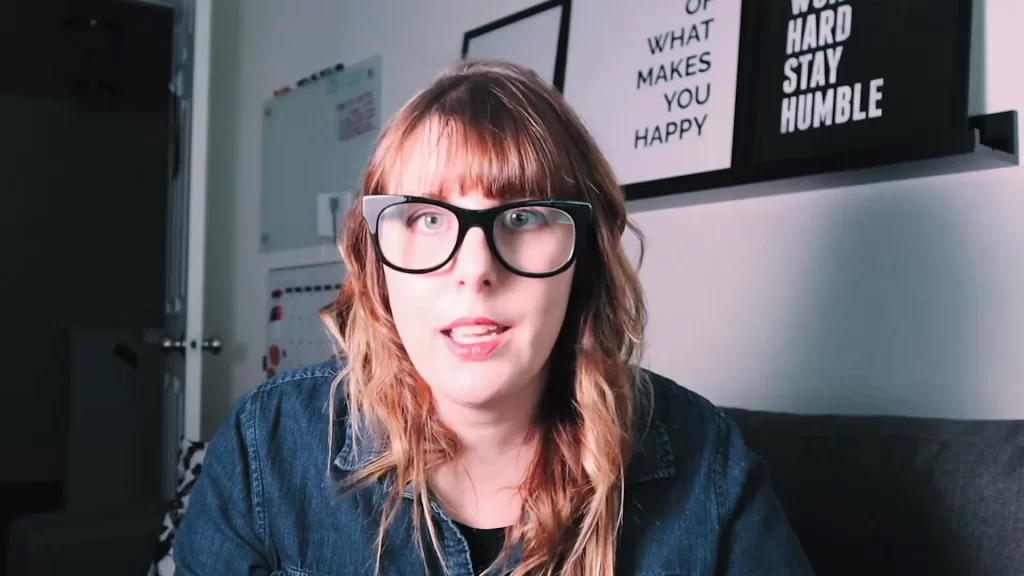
[608,0,1014,203]
[461,0,573,92]
[747,0,975,166]
[611,0,763,202]
[458,0,1016,204]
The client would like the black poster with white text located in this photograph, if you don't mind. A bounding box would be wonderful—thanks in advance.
[750,0,971,165]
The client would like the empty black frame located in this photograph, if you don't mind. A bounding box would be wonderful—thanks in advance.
[461,0,572,92]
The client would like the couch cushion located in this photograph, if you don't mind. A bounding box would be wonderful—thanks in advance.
[725,408,1024,576]
[7,511,163,576]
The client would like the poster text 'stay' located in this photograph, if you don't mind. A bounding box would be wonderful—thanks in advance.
[781,0,884,134]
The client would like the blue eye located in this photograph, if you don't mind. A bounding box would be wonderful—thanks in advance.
[502,209,548,230]
[410,211,449,232]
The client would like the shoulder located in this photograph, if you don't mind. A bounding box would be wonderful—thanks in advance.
[247,358,342,401]
[174,359,349,573]
[628,368,746,506]
[218,359,345,471]
[622,375,815,571]
[632,367,734,453]
[230,358,342,426]
[204,358,348,497]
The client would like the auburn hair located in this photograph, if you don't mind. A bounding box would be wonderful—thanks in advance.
[320,59,649,575]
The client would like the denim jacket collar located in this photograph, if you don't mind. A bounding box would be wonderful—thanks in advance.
[332,408,677,487]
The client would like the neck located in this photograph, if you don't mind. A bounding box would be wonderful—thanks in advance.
[434,379,543,463]
[428,373,545,528]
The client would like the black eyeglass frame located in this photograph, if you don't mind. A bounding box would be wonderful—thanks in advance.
[362,194,593,278]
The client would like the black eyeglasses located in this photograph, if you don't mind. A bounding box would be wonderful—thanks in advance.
[362,195,593,278]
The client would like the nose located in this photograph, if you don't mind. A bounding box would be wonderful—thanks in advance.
[450,227,498,289]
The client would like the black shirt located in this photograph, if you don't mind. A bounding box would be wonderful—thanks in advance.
[453,521,508,574]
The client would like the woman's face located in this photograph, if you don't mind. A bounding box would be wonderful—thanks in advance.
[381,145,574,413]
[383,188,574,411]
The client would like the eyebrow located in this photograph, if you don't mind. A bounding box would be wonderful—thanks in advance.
[419,185,476,200]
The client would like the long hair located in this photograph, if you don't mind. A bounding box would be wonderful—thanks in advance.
[320,59,648,575]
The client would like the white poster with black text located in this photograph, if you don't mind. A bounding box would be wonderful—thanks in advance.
[563,0,742,185]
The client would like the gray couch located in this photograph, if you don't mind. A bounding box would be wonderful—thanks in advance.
[726,408,1024,576]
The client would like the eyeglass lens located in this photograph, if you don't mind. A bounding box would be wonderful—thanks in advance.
[376,202,577,274]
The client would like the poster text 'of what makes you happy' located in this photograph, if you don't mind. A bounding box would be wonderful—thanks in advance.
[563,0,743,185]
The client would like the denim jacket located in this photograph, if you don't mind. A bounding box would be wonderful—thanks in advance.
[174,359,814,575]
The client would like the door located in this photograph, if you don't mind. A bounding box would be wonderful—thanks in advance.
[156,0,217,501]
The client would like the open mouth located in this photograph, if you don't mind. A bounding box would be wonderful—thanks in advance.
[441,325,511,344]
[439,317,513,361]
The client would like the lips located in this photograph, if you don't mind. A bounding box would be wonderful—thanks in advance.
[440,317,511,361]
[446,323,505,340]
[441,317,510,336]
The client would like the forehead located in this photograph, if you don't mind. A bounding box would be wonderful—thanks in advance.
[378,114,560,206]
[389,121,472,198]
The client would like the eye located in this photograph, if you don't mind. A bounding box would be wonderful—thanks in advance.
[410,210,449,232]
[502,209,548,230]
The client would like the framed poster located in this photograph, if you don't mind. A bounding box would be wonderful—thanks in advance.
[562,0,745,188]
[462,0,572,90]
[750,0,973,164]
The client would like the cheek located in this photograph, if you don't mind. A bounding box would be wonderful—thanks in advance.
[383,269,433,344]
[524,273,574,351]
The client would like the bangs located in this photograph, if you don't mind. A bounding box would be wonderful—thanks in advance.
[372,80,579,203]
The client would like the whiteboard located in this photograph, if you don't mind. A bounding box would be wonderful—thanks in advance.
[264,261,346,378]
[260,54,382,253]
[562,0,742,185]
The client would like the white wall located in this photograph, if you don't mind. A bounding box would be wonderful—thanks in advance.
[201,0,1024,436]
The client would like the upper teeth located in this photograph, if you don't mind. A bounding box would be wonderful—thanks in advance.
[450,325,500,337]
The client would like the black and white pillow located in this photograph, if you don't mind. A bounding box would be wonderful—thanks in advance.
[148,437,207,576]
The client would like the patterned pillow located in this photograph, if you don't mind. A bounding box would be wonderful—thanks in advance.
[148,437,207,576]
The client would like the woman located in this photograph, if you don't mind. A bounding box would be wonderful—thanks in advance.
[175,59,814,575]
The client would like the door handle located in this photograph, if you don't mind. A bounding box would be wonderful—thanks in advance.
[192,336,223,355]
[160,334,187,356]
[155,334,221,356]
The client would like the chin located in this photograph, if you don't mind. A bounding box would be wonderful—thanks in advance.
[443,364,517,404]
[416,359,521,408]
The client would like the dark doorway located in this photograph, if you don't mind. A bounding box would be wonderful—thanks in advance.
[0,0,172,572]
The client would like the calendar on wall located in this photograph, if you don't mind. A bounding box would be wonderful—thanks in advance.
[264,261,346,379]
